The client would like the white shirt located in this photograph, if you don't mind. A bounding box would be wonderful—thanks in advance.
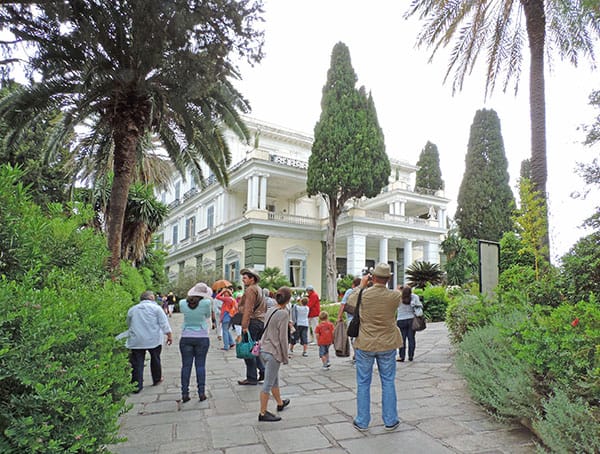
[125,300,172,349]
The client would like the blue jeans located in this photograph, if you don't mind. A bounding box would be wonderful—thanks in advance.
[129,345,162,392]
[244,320,265,382]
[179,337,210,396]
[354,348,398,428]
[396,318,415,360]
[222,314,234,349]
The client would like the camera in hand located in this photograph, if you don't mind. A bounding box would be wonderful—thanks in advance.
[361,267,374,287]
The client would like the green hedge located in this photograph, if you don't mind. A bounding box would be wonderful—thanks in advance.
[0,277,133,453]
[0,164,136,452]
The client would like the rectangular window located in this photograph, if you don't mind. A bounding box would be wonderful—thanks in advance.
[207,205,214,229]
[185,216,196,239]
[172,225,178,244]
[174,181,181,201]
[288,259,304,287]
[178,261,185,275]
[226,261,239,283]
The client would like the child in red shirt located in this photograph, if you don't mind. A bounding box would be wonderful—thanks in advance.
[315,311,335,369]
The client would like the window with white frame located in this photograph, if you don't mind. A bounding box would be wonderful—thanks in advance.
[172,224,178,245]
[224,250,241,284]
[185,216,196,240]
[206,205,214,229]
[284,246,308,288]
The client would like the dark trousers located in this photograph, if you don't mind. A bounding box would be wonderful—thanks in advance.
[396,319,416,360]
[244,320,265,382]
[179,337,210,396]
[129,345,162,391]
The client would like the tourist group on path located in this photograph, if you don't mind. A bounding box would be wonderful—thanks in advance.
[123,262,424,431]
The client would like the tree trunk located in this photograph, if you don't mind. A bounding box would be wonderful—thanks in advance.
[523,0,550,260]
[326,197,339,303]
[108,124,140,274]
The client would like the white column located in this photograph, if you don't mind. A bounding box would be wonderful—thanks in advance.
[399,201,406,216]
[259,175,267,210]
[439,208,446,228]
[426,242,440,264]
[319,198,329,219]
[378,237,388,264]
[246,177,253,209]
[403,239,413,285]
[347,234,366,277]
[388,202,395,215]
[247,175,259,209]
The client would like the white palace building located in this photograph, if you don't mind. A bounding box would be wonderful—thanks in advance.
[156,117,450,294]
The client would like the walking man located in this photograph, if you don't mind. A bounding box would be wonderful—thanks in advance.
[126,290,173,393]
[347,263,403,431]
[237,268,267,385]
[306,285,320,343]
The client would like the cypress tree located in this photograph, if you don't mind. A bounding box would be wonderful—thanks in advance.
[455,109,515,241]
[307,42,389,301]
[415,141,444,192]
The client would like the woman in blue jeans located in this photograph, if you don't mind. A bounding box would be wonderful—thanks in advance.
[179,282,213,402]
[396,286,422,362]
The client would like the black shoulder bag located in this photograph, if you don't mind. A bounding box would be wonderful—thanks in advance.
[346,288,364,338]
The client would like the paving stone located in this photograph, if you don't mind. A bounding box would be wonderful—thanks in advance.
[262,426,332,453]
[225,444,269,454]
[339,429,455,454]
[322,421,367,440]
[210,425,258,448]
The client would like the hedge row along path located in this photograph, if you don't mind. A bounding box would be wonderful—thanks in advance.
[109,316,537,453]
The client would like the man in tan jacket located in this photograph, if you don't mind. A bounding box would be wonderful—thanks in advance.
[348,263,403,431]
[237,267,266,385]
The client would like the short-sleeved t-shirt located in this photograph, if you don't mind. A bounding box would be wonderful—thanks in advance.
[315,320,334,346]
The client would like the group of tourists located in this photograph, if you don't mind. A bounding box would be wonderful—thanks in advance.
[123,262,424,430]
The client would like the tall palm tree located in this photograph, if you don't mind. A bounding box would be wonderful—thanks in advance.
[91,176,168,266]
[405,0,600,259]
[0,0,264,272]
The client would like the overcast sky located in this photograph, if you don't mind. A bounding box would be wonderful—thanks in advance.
[235,0,599,263]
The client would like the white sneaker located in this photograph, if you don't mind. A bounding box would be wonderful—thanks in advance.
[322,365,329,370]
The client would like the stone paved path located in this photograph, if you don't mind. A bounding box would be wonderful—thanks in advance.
[109,314,537,453]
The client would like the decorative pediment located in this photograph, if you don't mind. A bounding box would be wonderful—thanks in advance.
[283,245,308,259]
[224,249,241,261]
[202,258,215,270]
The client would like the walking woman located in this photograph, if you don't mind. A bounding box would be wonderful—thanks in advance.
[258,286,292,422]
[396,286,423,362]
[179,282,213,402]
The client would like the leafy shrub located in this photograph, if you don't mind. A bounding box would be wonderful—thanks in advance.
[456,312,540,421]
[559,233,600,304]
[512,300,600,403]
[498,264,564,307]
[420,285,448,321]
[532,388,600,454]
[321,302,341,322]
[445,285,534,344]
[0,164,135,452]
[0,276,133,453]
[498,231,535,272]
[336,274,356,298]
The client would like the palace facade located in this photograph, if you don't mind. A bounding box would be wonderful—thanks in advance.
[156,117,450,294]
